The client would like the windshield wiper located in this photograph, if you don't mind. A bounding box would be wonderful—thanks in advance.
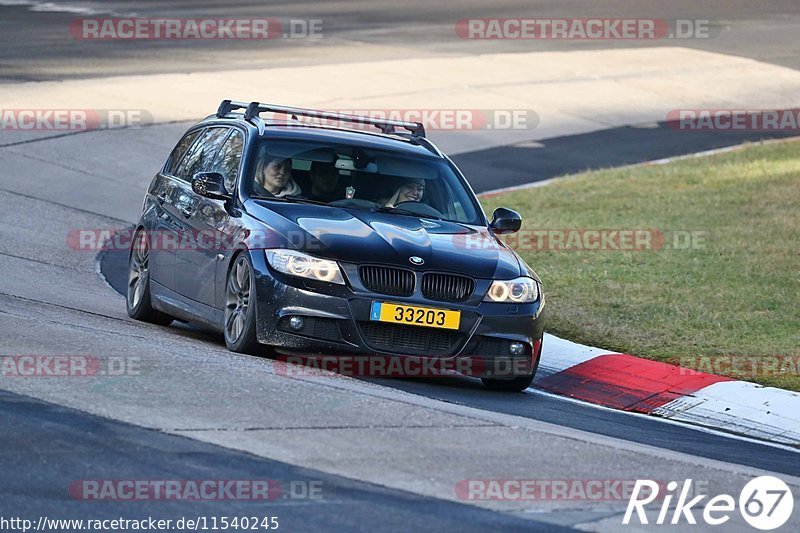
[252,196,330,207]
[372,205,443,221]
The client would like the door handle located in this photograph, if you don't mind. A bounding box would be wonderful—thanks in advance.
[180,207,195,218]
[156,193,167,205]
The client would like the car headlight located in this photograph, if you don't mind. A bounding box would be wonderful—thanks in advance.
[484,277,539,303]
[265,250,344,284]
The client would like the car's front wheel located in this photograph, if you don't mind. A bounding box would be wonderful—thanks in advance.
[224,253,259,354]
[126,229,173,326]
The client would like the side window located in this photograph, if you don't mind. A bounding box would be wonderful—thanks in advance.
[174,127,230,182]
[165,130,200,175]
[212,130,244,192]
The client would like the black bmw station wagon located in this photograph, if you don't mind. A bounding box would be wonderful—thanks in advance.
[127,100,545,391]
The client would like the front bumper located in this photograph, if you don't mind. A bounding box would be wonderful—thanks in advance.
[251,252,545,378]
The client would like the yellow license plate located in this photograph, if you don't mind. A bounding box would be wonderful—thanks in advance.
[370,302,460,330]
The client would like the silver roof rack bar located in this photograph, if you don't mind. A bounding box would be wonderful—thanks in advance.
[216,99,426,138]
[216,99,248,118]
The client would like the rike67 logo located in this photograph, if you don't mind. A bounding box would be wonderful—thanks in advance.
[624,477,794,530]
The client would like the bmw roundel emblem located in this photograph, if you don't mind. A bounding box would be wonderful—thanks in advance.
[409,256,424,265]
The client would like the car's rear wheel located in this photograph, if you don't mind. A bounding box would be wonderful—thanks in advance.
[126,229,173,326]
[224,253,259,354]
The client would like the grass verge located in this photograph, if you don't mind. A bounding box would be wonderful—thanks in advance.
[480,140,800,390]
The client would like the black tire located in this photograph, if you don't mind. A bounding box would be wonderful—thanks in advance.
[126,229,173,326]
[223,253,260,354]
[481,374,534,392]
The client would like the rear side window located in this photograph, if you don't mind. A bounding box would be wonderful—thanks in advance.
[165,130,200,176]
[174,127,230,182]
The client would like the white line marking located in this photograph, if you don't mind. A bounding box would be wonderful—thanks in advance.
[525,387,800,453]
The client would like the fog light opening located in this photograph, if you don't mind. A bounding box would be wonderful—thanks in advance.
[289,316,305,331]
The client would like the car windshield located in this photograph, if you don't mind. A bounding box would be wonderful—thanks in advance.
[246,139,483,225]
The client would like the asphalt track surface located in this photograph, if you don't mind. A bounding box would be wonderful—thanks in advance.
[451,124,799,191]
[1,0,800,81]
[3,1,800,531]
[2,390,570,532]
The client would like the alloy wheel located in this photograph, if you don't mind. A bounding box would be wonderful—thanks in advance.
[225,256,252,342]
[127,231,149,309]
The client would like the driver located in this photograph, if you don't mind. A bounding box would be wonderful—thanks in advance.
[382,178,425,208]
[308,161,342,202]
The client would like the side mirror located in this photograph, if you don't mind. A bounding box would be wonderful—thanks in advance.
[191,172,230,201]
[489,207,522,234]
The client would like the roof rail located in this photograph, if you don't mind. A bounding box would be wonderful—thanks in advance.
[215,99,426,138]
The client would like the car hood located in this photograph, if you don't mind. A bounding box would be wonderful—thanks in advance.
[249,201,522,279]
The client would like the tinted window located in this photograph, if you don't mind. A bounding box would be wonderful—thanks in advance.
[174,127,230,182]
[248,139,482,225]
[165,130,200,175]
[212,130,244,192]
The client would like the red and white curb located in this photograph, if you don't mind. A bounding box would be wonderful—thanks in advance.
[533,333,800,446]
